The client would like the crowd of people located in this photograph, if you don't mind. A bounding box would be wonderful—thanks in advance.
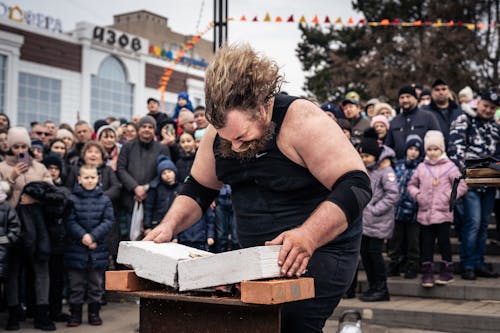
[0,92,239,331]
[0,67,499,331]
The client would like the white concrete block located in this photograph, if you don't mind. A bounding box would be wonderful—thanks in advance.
[177,245,282,291]
[116,241,213,288]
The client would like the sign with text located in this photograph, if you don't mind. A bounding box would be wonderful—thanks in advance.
[0,2,62,33]
[92,26,142,53]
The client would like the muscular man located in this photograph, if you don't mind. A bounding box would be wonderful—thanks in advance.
[144,44,371,332]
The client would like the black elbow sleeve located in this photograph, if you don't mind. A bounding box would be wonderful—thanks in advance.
[179,174,220,213]
[326,170,372,224]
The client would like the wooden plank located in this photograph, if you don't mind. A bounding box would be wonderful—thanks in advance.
[466,168,500,178]
[465,178,500,187]
[116,241,213,289]
[177,245,281,291]
[105,270,157,291]
[240,278,315,304]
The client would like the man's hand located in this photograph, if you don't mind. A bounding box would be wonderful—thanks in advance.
[82,233,94,246]
[134,185,147,201]
[143,222,174,243]
[207,237,214,246]
[265,227,317,277]
[88,242,97,250]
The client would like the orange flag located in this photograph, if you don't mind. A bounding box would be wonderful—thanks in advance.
[276,16,283,22]
[347,17,354,24]
[312,15,319,24]
[240,15,247,21]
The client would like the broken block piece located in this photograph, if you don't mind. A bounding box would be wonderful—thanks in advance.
[177,245,282,291]
[240,277,315,304]
[116,241,212,288]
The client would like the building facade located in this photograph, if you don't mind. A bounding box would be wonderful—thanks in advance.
[0,6,211,127]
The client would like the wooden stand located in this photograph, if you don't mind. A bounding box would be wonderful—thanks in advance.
[106,270,314,333]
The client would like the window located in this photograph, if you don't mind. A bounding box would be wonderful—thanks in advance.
[0,55,6,114]
[90,56,134,123]
[17,72,61,127]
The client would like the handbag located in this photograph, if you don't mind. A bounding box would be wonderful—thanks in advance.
[129,201,144,241]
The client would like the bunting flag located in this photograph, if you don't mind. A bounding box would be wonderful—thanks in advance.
[158,21,214,100]
[229,13,498,29]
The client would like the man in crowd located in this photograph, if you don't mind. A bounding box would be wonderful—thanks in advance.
[385,85,441,159]
[30,122,51,148]
[146,97,171,137]
[342,98,370,147]
[66,120,93,164]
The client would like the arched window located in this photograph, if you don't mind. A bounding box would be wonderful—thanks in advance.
[90,56,133,123]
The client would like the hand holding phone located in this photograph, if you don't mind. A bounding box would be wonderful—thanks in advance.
[18,152,30,165]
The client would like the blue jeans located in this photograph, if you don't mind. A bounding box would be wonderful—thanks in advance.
[460,189,496,270]
[215,205,239,252]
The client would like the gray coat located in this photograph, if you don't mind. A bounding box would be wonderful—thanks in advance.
[362,146,399,239]
[117,139,170,213]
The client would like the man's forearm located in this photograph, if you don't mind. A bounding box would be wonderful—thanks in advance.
[160,195,204,235]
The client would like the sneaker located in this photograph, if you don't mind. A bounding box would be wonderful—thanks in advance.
[461,269,476,280]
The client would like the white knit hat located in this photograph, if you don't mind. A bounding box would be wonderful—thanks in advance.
[424,130,445,152]
[7,127,31,149]
[56,128,75,140]
[458,86,474,101]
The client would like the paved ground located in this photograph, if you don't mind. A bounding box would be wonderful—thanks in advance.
[0,301,449,333]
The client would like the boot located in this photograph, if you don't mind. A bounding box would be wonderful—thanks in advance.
[421,262,434,288]
[436,261,454,285]
[33,304,56,331]
[6,306,20,331]
[88,302,103,326]
[387,261,400,277]
[359,281,390,302]
[67,304,82,327]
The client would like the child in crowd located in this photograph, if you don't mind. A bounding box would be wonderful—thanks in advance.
[408,130,468,288]
[31,139,45,163]
[388,135,424,279]
[176,132,197,183]
[65,165,114,327]
[370,115,390,144]
[172,92,193,120]
[174,207,215,251]
[143,155,179,235]
[213,184,239,253]
[357,128,399,302]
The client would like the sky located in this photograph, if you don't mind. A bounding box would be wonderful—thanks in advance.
[13,0,362,97]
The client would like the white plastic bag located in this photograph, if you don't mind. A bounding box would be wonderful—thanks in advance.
[129,201,144,241]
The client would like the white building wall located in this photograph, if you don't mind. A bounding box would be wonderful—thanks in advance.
[0,30,23,125]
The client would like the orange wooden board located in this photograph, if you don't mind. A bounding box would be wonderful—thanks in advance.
[105,270,158,291]
[240,277,315,304]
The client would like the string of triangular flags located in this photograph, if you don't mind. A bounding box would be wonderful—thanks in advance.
[159,21,214,101]
[231,13,497,30]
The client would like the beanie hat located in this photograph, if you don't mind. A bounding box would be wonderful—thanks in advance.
[31,138,44,151]
[424,130,445,152]
[358,128,382,160]
[156,155,177,176]
[365,98,380,111]
[96,125,117,139]
[93,119,108,134]
[374,103,396,118]
[370,115,390,130]
[56,128,74,140]
[431,78,447,88]
[8,127,31,149]
[43,153,63,171]
[147,97,159,104]
[420,89,431,98]
[405,134,424,157]
[458,86,474,101]
[178,92,189,101]
[138,115,157,130]
[178,109,195,126]
[398,85,417,99]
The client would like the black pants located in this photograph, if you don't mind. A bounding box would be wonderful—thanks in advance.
[360,235,386,286]
[281,234,361,333]
[388,222,420,271]
[420,222,452,262]
[49,254,65,316]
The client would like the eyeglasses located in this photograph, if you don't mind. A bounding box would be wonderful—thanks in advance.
[12,144,28,149]
[35,131,50,136]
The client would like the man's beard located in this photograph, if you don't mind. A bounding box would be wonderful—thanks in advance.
[217,122,276,160]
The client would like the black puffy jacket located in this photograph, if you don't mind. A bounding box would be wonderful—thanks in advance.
[0,202,21,277]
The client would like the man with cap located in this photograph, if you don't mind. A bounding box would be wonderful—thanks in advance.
[320,102,345,121]
[146,97,172,137]
[341,98,371,147]
[117,116,171,238]
[423,79,463,146]
[385,85,441,159]
[448,89,500,280]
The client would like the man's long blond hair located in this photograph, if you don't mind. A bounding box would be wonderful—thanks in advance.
[204,43,283,128]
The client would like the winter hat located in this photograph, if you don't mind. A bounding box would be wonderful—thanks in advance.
[31,138,44,151]
[364,98,380,111]
[178,109,195,126]
[358,128,382,160]
[43,153,63,171]
[345,91,360,101]
[370,115,390,130]
[321,102,345,119]
[138,115,157,130]
[374,103,396,118]
[56,128,74,140]
[7,127,31,149]
[459,86,474,101]
[431,78,447,88]
[156,155,177,176]
[178,92,189,101]
[93,119,108,134]
[398,85,417,99]
[420,89,431,98]
[96,125,117,139]
[405,134,424,157]
[424,130,445,152]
